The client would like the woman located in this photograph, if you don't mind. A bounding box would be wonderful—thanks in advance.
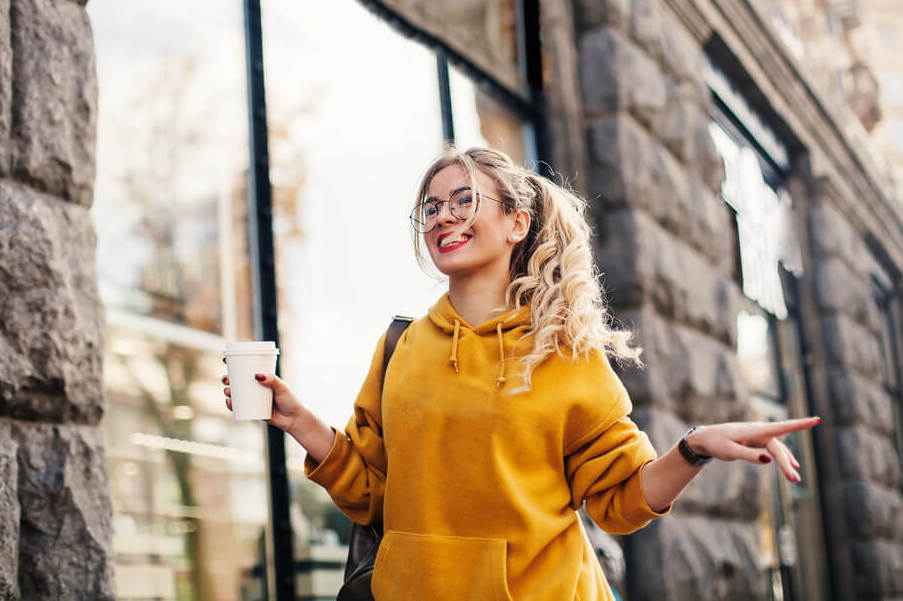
[223,146,818,600]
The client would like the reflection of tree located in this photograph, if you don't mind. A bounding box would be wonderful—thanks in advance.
[111,51,310,600]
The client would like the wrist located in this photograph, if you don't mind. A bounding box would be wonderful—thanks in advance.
[679,425,712,466]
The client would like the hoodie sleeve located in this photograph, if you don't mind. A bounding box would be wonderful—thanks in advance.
[563,359,670,535]
[304,332,388,526]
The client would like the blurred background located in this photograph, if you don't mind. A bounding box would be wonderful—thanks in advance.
[0,0,901,600]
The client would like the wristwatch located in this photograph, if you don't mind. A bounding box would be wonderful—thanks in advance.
[679,426,712,466]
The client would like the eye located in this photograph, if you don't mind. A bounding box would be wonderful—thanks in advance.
[454,195,473,207]
[423,203,439,218]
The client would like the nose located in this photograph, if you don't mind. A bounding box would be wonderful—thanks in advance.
[436,201,456,223]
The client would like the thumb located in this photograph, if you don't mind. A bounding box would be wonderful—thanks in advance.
[254,373,284,391]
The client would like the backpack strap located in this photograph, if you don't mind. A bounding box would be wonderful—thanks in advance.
[381,315,414,386]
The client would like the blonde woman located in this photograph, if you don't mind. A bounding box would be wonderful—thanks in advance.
[223,146,818,600]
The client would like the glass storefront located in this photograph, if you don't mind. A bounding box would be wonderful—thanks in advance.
[90,1,268,599]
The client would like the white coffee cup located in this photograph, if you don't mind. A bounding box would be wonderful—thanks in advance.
[223,341,280,420]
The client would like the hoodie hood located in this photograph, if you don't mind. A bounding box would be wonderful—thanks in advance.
[427,293,532,389]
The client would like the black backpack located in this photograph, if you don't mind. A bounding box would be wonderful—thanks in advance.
[336,316,412,601]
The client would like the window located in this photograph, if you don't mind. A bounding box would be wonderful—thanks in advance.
[88,1,265,599]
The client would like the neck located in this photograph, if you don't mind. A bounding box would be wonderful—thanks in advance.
[448,270,511,326]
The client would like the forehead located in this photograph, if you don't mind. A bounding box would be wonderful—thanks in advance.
[426,164,498,198]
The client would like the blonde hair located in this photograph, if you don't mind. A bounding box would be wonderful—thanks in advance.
[413,146,642,386]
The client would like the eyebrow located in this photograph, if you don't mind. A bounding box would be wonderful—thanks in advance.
[425,186,472,202]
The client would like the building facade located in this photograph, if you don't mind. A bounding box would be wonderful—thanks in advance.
[1,1,901,600]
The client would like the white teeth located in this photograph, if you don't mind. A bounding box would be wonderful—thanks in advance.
[440,235,470,248]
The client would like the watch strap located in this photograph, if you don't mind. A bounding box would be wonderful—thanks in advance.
[679,425,712,466]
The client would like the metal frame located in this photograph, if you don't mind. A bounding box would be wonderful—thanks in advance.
[242,1,295,600]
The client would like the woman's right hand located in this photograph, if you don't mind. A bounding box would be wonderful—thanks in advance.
[222,365,335,463]
[222,372,304,434]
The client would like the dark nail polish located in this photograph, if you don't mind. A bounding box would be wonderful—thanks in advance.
[254,374,265,381]
[759,454,771,463]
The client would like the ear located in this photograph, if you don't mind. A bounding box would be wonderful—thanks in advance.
[507,209,531,243]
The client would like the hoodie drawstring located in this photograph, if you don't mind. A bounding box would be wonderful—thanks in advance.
[449,319,460,373]
[496,322,506,389]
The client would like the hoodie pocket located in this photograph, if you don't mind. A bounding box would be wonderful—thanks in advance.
[371,530,514,601]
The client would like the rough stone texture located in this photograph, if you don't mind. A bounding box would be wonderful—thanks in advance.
[807,199,871,269]
[580,27,666,129]
[9,0,97,206]
[11,422,114,600]
[0,421,19,601]
[821,313,884,379]
[627,516,767,601]
[0,0,11,177]
[588,115,731,268]
[573,0,630,34]
[596,209,737,347]
[836,425,901,488]
[827,369,896,435]
[0,183,105,425]
[850,539,903,599]
[842,481,903,540]
[813,256,881,335]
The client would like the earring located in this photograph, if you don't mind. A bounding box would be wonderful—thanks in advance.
[509,235,521,242]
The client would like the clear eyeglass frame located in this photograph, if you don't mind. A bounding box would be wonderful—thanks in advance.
[409,190,514,234]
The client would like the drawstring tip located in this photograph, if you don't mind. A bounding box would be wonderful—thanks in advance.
[450,359,459,373]
[496,376,506,389]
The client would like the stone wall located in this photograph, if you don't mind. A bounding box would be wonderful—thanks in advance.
[569,1,768,599]
[0,0,114,599]
[805,180,903,600]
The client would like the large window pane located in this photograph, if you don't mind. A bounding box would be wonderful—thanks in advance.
[89,2,264,600]
[262,1,446,597]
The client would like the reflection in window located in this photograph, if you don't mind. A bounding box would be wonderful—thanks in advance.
[449,63,531,166]
[737,309,780,401]
[89,1,264,599]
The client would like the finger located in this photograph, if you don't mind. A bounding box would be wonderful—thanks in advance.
[766,439,800,482]
[224,387,231,398]
[772,438,800,469]
[254,373,284,391]
[755,416,821,439]
[721,440,772,465]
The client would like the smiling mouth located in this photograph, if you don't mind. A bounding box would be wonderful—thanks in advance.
[438,233,471,252]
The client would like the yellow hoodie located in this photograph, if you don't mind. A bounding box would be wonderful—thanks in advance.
[305,294,669,600]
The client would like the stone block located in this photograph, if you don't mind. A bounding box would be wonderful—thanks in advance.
[0,421,19,600]
[821,314,884,379]
[573,0,630,33]
[827,370,895,435]
[9,0,97,206]
[12,422,114,600]
[0,0,10,176]
[842,481,903,540]
[628,0,664,62]
[660,10,707,96]
[850,539,903,599]
[813,256,877,333]
[627,515,767,601]
[580,27,666,129]
[687,174,734,273]
[633,408,761,520]
[0,183,104,424]
[808,200,868,267]
[616,307,745,422]
[837,424,901,489]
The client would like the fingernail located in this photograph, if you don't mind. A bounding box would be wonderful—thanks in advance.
[814,416,821,424]
[221,376,227,384]
[793,473,802,483]
[759,454,771,463]
[254,374,265,381]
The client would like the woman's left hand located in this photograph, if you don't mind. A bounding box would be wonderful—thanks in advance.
[687,417,821,482]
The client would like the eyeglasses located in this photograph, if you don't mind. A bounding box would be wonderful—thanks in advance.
[409,188,514,234]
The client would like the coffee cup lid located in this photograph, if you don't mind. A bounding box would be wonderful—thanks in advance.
[224,341,278,353]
